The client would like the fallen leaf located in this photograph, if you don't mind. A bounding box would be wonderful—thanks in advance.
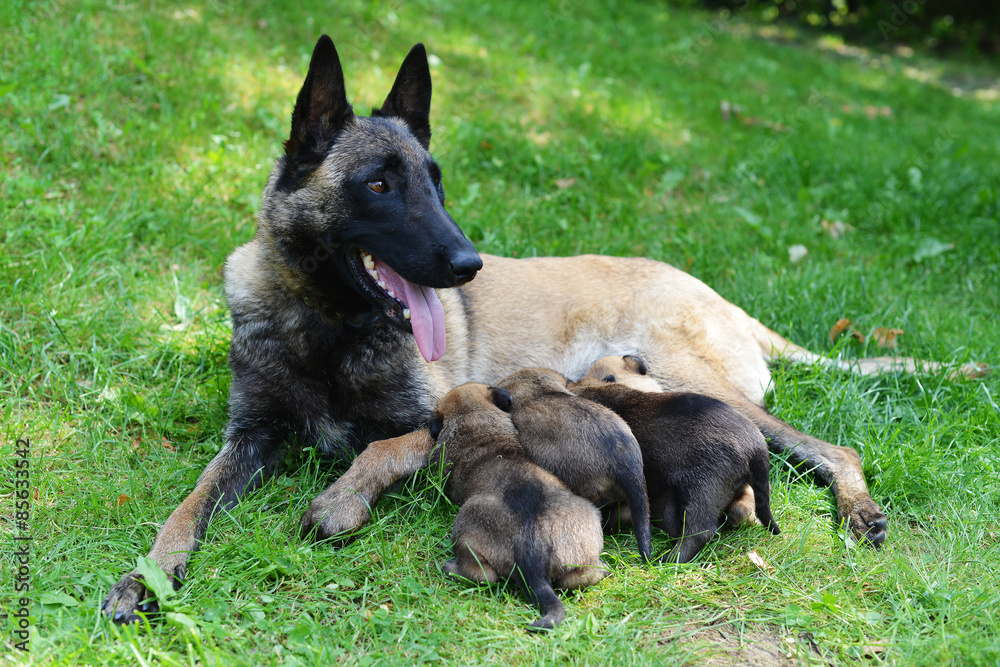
[913,238,953,262]
[117,494,131,506]
[872,327,903,349]
[788,244,808,263]
[554,177,576,189]
[829,318,865,343]
[480,140,493,150]
[861,643,888,657]
[748,550,775,572]
[741,116,788,132]
[161,437,176,452]
[830,318,852,342]
[820,219,853,238]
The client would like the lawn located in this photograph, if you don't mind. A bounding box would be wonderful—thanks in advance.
[1,0,999,664]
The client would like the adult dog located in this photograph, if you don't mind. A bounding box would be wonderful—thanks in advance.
[102,35,974,622]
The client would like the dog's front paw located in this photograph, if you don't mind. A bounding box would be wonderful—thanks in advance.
[299,487,371,546]
[841,498,888,548]
[101,571,157,624]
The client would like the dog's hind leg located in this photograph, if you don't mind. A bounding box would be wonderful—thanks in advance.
[732,396,886,546]
[300,427,434,543]
[101,427,277,623]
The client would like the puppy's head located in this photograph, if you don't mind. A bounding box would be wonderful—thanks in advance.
[577,355,662,392]
[495,367,571,402]
[429,382,512,439]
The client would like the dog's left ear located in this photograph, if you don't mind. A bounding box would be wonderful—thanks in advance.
[374,43,432,149]
[489,387,513,413]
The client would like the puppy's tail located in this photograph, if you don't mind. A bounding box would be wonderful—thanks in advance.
[516,539,564,631]
[748,442,781,535]
[615,460,653,563]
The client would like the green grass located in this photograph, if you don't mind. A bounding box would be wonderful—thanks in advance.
[2,0,999,664]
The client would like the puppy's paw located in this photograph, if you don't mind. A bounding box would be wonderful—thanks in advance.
[841,497,888,548]
[101,571,156,624]
[299,488,371,546]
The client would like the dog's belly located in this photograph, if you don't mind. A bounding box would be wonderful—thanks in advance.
[434,254,774,405]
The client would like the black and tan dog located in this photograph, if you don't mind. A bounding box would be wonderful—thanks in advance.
[570,355,781,563]
[428,383,608,630]
[494,368,653,562]
[102,35,982,622]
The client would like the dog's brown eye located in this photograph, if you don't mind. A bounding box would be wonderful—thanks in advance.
[367,180,388,194]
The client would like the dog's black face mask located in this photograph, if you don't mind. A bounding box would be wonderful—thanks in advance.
[274,36,482,362]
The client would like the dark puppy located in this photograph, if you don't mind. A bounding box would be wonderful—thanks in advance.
[570,355,781,564]
[494,368,652,562]
[429,383,608,631]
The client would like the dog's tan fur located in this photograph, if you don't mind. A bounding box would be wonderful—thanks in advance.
[429,383,607,630]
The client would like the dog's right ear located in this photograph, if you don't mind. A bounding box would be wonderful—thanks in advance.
[489,387,513,413]
[285,35,355,156]
[429,413,444,440]
[373,44,432,149]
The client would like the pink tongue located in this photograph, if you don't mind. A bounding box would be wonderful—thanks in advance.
[373,259,447,362]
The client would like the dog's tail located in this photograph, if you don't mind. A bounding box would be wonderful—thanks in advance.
[613,449,653,563]
[515,537,565,632]
[753,321,987,379]
[747,440,781,536]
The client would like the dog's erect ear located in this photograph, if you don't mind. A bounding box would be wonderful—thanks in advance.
[429,413,444,440]
[373,43,432,149]
[489,387,513,413]
[285,35,354,156]
[624,354,649,375]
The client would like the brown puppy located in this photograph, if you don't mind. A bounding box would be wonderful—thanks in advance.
[570,355,781,563]
[428,383,608,631]
[494,368,653,562]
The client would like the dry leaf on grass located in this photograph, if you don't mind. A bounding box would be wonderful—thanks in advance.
[117,494,130,506]
[554,177,576,189]
[829,318,865,343]
[748,550,775,572]
[820,219,853,238]
[872,327,904,349]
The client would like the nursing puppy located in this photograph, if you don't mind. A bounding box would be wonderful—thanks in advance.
[494,368,653,562]
[570,355,781,564]
[428,383,608,631]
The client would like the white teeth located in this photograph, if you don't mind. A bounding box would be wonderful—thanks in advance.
[403,309,411,320]
[377,280,386,289]
[368,268,379,281]
[387,290,395,298]
[362,252,375,269]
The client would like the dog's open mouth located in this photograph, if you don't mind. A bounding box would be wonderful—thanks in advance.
[347,249,447,363]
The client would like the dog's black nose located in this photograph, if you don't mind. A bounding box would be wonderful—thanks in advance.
[450,251,483,285]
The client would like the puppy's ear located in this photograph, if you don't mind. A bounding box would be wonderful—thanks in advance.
[489,387,513,412]
[602,374,617,383]
[429,413,444,440]
[624,354,649,375]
